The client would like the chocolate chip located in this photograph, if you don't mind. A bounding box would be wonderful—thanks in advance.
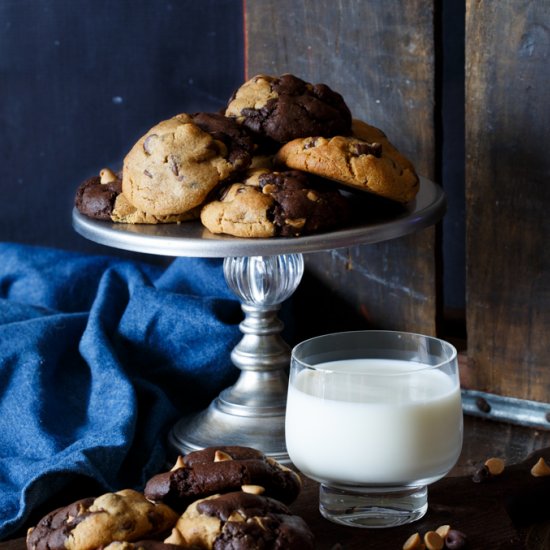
[168,155,179,176]
[472,464,491,483]
[352,141,382,157]
[445,529,468,549]
[143,134,158,155]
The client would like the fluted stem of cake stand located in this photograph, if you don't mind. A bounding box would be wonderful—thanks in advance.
[168,253,304,462]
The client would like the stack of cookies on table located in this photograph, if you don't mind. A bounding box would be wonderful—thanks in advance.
[26,445,314,550]
[75,74,419,238]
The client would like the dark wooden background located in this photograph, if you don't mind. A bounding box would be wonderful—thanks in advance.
[0,0,244,260]
[1,0,549,405]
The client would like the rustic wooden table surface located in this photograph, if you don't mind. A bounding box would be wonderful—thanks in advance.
[2,415,550,550]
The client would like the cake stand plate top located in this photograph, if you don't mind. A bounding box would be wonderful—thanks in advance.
[72,177,445,258]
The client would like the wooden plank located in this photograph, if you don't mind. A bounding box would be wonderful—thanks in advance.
[244,0,439,336]
[465,1,550,401]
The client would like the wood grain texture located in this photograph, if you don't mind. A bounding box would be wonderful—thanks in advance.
[465,0,550,400]
[245,0,439,335]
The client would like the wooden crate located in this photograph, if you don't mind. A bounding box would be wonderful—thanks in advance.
[463,0,550,420]
[245,0,550,424]
[245,0,439,338]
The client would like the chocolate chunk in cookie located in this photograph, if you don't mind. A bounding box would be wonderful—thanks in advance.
[75,168,122,221]
[26,490,178,550]
[225,74,352,145]
[172,491,314,550]
[190,112,256,169]
[144,446,301,510]
[275,122,420,203]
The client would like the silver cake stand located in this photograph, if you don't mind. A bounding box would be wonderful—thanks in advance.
[73,177,445,462]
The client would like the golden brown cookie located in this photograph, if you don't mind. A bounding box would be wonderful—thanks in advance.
[169,492,314,550]
[26,489,178,550]
[122,113,254,217]
[200,182,276,238]
[275,120,420,203]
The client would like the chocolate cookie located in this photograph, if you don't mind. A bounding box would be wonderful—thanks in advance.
[144,446,301,510]
[225,74,352,145]
[259,170,350,237]
[75,169,122,221]
[200,170,350,238]
[170,491,314,550]
[26,489,178,550]
[275,121,420,203]
[122,113,254,217]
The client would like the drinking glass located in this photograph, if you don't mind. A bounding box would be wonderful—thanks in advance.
[285,330,462,528]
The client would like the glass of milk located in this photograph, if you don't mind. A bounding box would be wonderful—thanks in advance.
[285,330,462,528]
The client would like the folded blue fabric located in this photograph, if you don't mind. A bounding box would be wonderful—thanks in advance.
[0,243,242,539]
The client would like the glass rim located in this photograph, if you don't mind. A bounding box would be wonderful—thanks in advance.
[291,330,458,375]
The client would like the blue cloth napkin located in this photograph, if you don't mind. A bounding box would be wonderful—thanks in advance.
[0,243,243,539]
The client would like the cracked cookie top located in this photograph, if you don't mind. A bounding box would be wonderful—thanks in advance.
[200,170,351,238]
[275,121,420,203]
[122,113,254,217]
[225,74,352,145]
[170,491,315,550]
[144,446,302,510]
[26,490,178,550]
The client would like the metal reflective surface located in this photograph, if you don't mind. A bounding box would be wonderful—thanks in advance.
[72,177,445,258]
[72,176,446,460]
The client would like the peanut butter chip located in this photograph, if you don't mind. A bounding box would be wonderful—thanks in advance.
[484,457,505,475]
[164,528,186,546]
[403,532,424,550]
[306,191,319,201]
[241,484,265,495]
[99,168,117,184]
[214,450,233,462]
[531,456,550,477]
[170,455,185,471]
[424,530,444,550]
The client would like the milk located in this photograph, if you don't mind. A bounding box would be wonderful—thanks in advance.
[285,359,463,485]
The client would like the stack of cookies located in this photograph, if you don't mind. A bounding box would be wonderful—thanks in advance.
[26,445,314,550]
[75,74,419,238]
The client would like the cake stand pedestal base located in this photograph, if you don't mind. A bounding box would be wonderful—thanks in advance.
[168,253,305,462]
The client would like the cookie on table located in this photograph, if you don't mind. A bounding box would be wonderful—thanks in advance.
[275,120,420,203]
[168,491,315,550]
[200,170,351,238]
[26,489,178,550]
[122,113,255,217]
[144,446,302,510]
[225,73,352,145]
